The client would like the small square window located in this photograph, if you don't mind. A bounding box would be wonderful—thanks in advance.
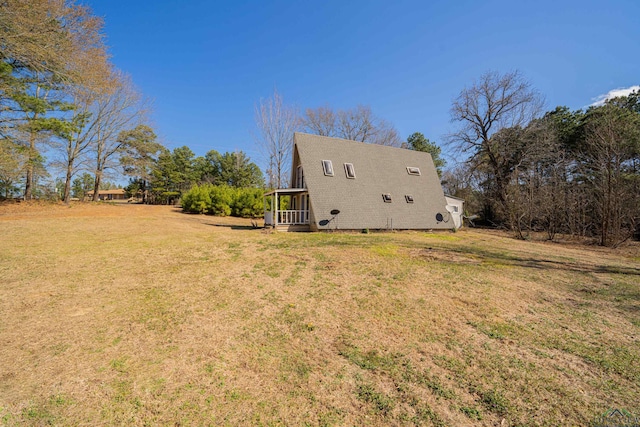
[405,195,414,203]
[407,166,421,176]
[452,205,459,213]
[322,160,334,176]
[344,163,356,179]
[382,193,392,203]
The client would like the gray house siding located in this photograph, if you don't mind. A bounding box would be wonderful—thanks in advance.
[292,133,453,230]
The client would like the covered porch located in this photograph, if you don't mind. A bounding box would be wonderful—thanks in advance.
[263,188,310,230]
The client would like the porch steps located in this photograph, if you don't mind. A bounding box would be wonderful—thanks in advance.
[274,224,311,232]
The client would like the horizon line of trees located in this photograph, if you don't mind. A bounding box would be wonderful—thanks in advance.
[0,0,152,203]
[123,141,265,205]
[2,4,637,246]
[443,71,639,247]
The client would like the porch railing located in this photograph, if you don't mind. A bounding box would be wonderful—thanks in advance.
[277,210,309,225]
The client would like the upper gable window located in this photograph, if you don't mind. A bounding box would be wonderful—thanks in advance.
[295,165,305,188]
[407,166,421,176]
[344,163,356,179]
[322,160,334,176]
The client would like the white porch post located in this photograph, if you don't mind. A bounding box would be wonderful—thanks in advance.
[275,191,279,226]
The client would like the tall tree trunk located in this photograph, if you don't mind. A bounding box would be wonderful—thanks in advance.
[24,131,37,200]
[92,169,102,201]
[63,161,73,203]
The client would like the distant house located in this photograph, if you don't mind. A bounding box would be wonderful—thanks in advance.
[86,189,127,201]
[264,133,462,231]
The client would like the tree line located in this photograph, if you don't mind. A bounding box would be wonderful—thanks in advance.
[0,1,442,208]
[444,71,640,247]
[123,141,264,205]
[3,3,636,245]
[0,0,149,202]
[253,79,639,247]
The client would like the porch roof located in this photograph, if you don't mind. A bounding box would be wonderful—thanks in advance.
[263,188,308,196]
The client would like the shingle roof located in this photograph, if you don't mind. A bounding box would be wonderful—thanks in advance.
[293,133,453,230]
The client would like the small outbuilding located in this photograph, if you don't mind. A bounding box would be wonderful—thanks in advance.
[264,133,462,231]
[86,189,127,201]
[445,195,465,229]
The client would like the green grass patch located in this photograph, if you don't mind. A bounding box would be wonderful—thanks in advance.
[356,383,394,415]
[370,244,400,257]
[423,232,460,241]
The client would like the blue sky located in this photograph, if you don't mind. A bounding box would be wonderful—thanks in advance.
[88,0,639,167]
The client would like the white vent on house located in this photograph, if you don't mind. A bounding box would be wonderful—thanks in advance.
[382,193,392,203]
[407,166,421,176]
[322,160,334,176]
[405,195,414,203]
[344,163,356,179]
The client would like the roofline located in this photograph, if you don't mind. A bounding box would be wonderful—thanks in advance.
[264,188,308,196]
[444,194,465,201]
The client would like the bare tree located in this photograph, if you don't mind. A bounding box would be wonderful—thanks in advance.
[370,118,402,146]
[89,73,147,201]
[299,106,336,137]
[254,89,298,188]
[54,68,122,203]
[1,0,110,199]
[448,70,544,226]
[583,103,640,246]
[336,105,375,142]
[0,0,106,80]
[300,104,402,146]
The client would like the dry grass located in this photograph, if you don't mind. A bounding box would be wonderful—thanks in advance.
[0,202,638,426]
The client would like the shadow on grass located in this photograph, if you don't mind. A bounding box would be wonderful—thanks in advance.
[175,209,262,230]
[451,244,640,276]
[203,223,261,231]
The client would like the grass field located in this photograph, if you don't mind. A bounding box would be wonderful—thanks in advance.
[0,202,638,426]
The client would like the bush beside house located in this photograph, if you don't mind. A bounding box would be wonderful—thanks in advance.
[181,184,264,218]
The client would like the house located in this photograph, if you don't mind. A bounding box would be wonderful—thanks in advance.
[264,133,461,231]
[86,188,127,201]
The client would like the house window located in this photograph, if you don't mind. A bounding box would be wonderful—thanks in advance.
[452,205,459,212]
[382,193,392,203]
[407,166,421,176]
[405,195,414,203]
[322,160,334,176]
[296,165,305,188]
[344,163,356,179]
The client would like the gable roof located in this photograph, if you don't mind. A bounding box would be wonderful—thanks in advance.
[292,133,453,230]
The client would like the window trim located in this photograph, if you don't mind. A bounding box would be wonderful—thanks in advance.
[322,160,334,176]
[407,166,421,176]
[344,162,356,179]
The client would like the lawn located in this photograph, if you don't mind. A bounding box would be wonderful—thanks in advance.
[0,202,638,426]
